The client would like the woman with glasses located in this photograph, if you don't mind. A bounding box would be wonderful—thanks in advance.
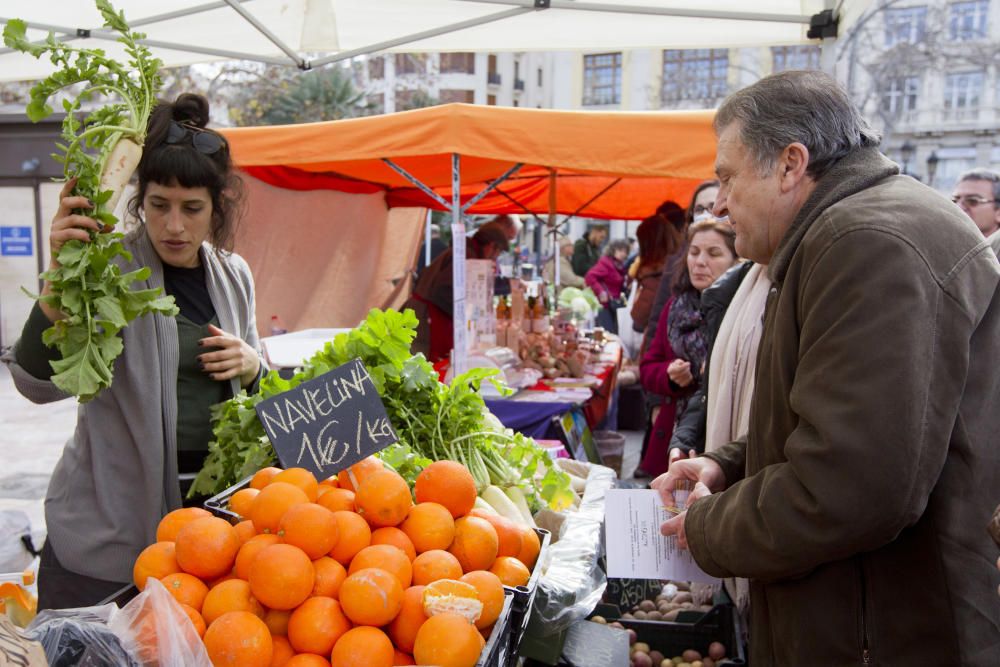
[637,219,737,479]
[4,93,264,609]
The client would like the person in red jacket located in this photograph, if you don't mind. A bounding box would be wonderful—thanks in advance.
[585,238,630,333]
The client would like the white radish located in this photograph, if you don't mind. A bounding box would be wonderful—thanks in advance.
[503,486,538,528]
[99,137,143,218]
[481,485,526,527]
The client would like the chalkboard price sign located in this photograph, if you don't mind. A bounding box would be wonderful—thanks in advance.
[255,358,398,479]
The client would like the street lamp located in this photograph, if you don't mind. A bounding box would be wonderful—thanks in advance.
[900,140,916,176]
[926,151,939,187]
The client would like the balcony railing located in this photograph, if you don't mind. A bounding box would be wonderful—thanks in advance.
[514,78,525,91]
[488,72,501,85]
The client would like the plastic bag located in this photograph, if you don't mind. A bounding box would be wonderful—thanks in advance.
[530,462,617,635]
[108,578,211,667]
[0,510,33,573]
[25,602,132,666]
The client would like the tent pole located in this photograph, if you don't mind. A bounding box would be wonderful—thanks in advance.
[555,177,623,230]
[382,159,453,209]
[222,0,307,68]
[453,0,812,24]
[451,154,467,376]
[460,163,524,214]
[549,170,558,290]
[425,210,433,267]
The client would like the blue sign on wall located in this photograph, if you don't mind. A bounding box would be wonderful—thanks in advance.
[0,227,33,257]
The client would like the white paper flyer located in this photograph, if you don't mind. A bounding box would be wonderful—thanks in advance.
[604,489,719,584]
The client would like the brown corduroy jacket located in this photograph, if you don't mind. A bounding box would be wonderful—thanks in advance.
[687,148,1000,666]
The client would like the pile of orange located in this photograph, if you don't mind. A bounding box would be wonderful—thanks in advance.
[132,459,540,667]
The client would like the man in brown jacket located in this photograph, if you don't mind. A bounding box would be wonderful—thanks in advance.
[654,71,1000,665]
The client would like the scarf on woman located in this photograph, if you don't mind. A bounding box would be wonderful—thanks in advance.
[666,288,708,418]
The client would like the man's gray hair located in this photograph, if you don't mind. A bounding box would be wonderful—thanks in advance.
[714,70,881,179]
[957,168,1000,204]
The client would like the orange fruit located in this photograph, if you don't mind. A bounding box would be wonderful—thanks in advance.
[393,649,414,666]
[490,555,531,587]
[156,507,211,542]
[251,466,282,490]
[229,487,260,518]
[414,461,477,518]
[448,516,499,573]
[421,579,483,624]
[250,482,310,534]
[180,603,206,638]
[204,611,273,667]
[248,544,316,610]
[339,567,404,626]
[202,578,264,626]
[371,527,417,561]
[271,467,320,502]
[412,550,463,586]
[355,469,413,528]
[234,519,257,544]
[401,502,456,554]
[413,612,485,667]
[133,541,179,590]
[516,526,541,570]
[387,585,428,654]
[264,608,291,636]
[316,488,356,513]
[270,634,295,667]
[469,509,523,558]
[319,474,339,488]
[337,456,384,493]
[161,572,209,611]
[235,533,281,580]
[208,573,239,588]
[278,503,339,559]
[287,596,352,655]
[174,516,241,580]
[328,511,371,565]
[460,570,506,629]
[311,556,347,598]
[284,656,329,667]
[348,544,413,588]
[330,626,394,667]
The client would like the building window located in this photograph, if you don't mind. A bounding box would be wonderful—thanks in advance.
[583,52,622,105]
[771,45,821,72]
[366,93,385,114]
[884,6,928,46]
[439,89,475,104]
[880,76,919,115]
[440,53,475,74]
[949,1,989,40]
[661,49,729,105]
[395,54,427,75]
[487,94,497,106]
[368,56,385,80]
[944,71,984,116]
[537,68,543,86]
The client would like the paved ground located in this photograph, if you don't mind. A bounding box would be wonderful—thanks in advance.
[0,363,77,547]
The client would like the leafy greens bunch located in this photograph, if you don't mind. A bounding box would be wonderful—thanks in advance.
[3,0,175,401]
[190,308,573,511]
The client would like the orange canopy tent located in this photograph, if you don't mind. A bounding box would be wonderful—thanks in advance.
[221,103,718,221]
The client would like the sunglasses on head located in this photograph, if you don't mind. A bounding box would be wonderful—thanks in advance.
[166,121,225,155]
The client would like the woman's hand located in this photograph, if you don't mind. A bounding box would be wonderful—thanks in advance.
[668,359,693,387]
[41,178,101,322]
[199,324,261,387]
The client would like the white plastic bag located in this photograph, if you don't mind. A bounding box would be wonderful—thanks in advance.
[0,510,33,573]
[108,578,211,667]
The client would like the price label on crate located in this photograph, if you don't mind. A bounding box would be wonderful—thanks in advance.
[255,358,398,479]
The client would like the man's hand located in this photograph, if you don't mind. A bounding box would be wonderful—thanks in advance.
[651,456,726,546]
[668,447,697,468]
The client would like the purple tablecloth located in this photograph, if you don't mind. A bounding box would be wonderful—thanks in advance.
[484,398,575,439]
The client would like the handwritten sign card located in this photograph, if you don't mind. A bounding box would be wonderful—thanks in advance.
[255,358,398,479]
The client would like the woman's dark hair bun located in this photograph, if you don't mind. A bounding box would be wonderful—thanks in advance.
[171,93,210,128]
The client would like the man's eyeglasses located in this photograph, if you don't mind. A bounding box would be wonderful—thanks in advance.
[166,121,226,155]
[951,194,996,208]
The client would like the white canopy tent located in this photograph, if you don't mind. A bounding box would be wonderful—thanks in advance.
[0,0,854,82]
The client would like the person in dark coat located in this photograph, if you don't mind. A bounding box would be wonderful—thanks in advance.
[655,70,1000,666]
[571,223,608,277]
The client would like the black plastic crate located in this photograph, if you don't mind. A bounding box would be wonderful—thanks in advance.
[595,602,746,666]
[100,583,139,607]
[504,527,551,664]
[202,475,254,524]
[478,589,515,666]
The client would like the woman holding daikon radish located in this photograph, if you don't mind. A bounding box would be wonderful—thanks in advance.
[4,93,264,610]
